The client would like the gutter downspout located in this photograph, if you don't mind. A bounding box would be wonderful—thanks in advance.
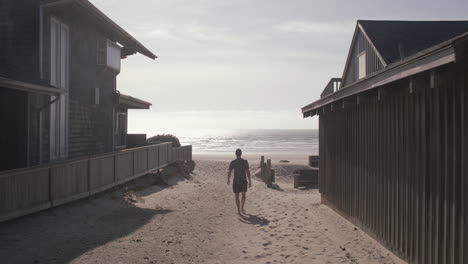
[39,0,74,79]
[38,97,60,164]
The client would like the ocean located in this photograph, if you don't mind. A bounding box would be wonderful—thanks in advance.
[178,129,318,155]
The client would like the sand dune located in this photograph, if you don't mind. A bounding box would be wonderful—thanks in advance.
[0,160,404,264]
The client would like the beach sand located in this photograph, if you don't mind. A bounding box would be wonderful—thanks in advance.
[0,160,404,264]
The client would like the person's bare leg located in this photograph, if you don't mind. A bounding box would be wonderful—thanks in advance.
[235,193,241,214]
[241,192,246,213]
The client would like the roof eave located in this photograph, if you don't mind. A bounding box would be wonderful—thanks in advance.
[339,23,360,85]
[0,78,66,96]
[301,32,468,115]
[340,22,388,86]
[73,0,157,60]
[118,94,152,109]
[357,22,388,66]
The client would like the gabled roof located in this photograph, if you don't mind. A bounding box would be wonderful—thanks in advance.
[340,23,387,86]
[74,0,157,60]
[302,29,468,117]
[43,0,157,60]
[359,20,468,64]
[302,20,468,117]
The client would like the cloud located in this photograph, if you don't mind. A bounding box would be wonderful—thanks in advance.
[134,22,246,46]
[140,28,177,40]
[274,21,351,34]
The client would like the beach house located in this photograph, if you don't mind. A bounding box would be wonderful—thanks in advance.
[0,0,155,171]
[302,20,468,263]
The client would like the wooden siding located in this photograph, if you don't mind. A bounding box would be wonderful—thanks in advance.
[342,29,385,87]
[0,2,127,169]
[319,61,468,263]
[0,143,192,223]
[46,8,116,158]
[0,1,40,83]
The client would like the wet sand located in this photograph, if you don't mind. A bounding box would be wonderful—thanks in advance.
[0,160,404,264]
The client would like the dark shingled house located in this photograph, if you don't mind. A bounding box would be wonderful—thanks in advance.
[302,20,468,263]
[0,0,155,171]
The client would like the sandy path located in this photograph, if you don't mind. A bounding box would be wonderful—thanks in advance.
[0,160,405,264]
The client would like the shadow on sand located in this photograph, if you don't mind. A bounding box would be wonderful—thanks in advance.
[125,170,193,198]
[239,213,270,226]
[271,183,284,191]
[0,174,174,264]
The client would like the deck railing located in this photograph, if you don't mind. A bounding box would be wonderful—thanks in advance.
[0,143,192,223]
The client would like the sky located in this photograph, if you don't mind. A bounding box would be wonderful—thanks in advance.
[92,0,468,136]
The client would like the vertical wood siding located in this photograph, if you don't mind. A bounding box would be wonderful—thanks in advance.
[319,62,468,263]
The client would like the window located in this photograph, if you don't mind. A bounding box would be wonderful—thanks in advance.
[115,112,127,147]
[106,40,121,71]
[97,39,121,72]
[358,52,366,79]
[49,17,69,159]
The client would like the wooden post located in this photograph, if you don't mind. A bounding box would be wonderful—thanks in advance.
[261,157,266,183]
[266,159,272,188]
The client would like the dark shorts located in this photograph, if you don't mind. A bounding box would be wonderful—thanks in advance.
[233,181,248,193]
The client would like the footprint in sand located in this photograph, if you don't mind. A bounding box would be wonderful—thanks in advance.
[262,241,272,247]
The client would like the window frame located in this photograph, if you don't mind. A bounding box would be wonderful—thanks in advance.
[115,111,127,147]
[49,16,69,160]
[358,51,366,80]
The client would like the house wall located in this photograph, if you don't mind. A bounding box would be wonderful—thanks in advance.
[342,29,385,87]
[0,0,51,166]
[45,5,117,158]
[0,0,42,84]
[319,61,468,263]
[0,1,121,170]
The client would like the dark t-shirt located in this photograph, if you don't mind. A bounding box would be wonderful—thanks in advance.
[229,158,249,182]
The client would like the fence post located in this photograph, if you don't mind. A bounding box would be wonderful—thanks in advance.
[87,158,91,193]
[157,144,161,168]
[146,147,150,170]
[167,144,170,164]
[266,159,272,188]
[261,157,265,183]
[132,150,136,175]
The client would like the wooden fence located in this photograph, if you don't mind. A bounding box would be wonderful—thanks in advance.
[0,143,192,223]
[259,156,274,188]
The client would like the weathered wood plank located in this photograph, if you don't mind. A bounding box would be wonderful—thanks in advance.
[50,159,89,203]
[115,152,133,180]
[316,62,468,264]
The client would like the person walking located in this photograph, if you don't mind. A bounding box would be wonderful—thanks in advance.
[227,149,252,215]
